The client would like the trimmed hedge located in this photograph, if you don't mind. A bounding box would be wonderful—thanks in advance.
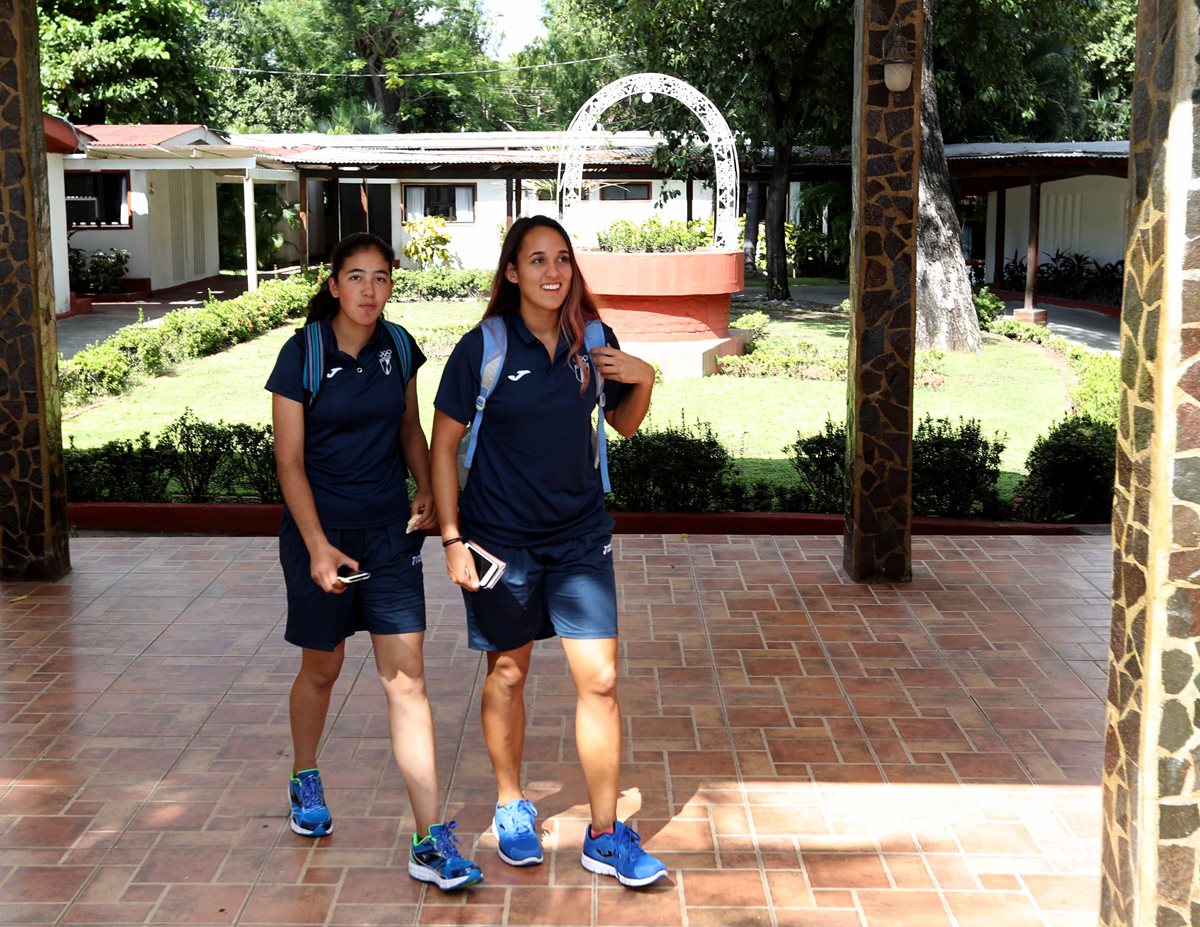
[60,267,494,406]
[1015,415,1116,522]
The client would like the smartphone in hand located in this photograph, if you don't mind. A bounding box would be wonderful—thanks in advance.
[464,540,506,590]
[336,566,371,584]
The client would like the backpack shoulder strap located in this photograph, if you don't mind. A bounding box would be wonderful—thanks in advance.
[301,321,324,409]
[381,319,414,383]
[583,319,612,493]
[462,316,508,471]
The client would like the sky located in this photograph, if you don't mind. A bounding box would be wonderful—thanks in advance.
[481,0,548,58]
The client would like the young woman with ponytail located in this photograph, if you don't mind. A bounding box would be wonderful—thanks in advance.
[265,232,482,891]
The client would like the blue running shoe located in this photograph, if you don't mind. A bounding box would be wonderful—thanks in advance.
[408,821,484,891]
[581,820,668,887]
[288,769,332,837]
[494,798,543,866]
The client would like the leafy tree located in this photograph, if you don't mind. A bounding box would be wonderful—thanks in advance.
[319,0,507,131]
[38,0,214,123]
[202,0,338,131]
[502,0,627,129]
[581,0,856,301]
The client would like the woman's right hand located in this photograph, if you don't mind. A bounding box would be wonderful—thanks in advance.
[444,541,480,591]
[310,543,358,594]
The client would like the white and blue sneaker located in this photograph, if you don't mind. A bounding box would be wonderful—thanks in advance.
[494,798,543,866]
[288,768,332,837]
[408,821,484,891]
[581,820,668,887]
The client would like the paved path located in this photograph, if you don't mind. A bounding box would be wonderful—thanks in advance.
[55,270,295,360]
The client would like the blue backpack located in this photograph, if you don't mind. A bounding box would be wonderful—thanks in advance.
[457,316,611,492]
[300,318,414,409]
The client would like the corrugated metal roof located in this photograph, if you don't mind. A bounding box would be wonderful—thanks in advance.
[263,145,653,167]
[944,141,1128,159]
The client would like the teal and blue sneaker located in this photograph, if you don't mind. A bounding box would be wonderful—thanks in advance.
[494,797,543,866]
[581,820,668,887]
[288,768,332,837]
[408,821,484,891]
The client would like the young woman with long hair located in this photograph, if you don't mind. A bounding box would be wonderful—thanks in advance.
[266,232,481,891]
[429,216,665,886]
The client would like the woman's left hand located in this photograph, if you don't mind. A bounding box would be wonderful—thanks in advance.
[407,490,438,534]
[589,346,655,386]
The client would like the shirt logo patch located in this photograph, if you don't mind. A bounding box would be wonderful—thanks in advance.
[571,355,591,384]
[412,554,422,566]
[326,367,343,379]
[507,370,531,382]
[602,542,612,556]
[379,349,393,376]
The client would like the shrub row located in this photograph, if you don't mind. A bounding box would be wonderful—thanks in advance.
[990,319,1119,424]
[392,267,493,300]
[60,267,494,406]
[65,411,281,504]
[718,314,945,387]
[66,409,1113,523]
[61,272,320,405]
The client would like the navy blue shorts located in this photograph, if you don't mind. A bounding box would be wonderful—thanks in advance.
[280,512,426,651]
[462,530,617,652]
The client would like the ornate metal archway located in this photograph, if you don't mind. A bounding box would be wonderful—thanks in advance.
[556,73,740,250]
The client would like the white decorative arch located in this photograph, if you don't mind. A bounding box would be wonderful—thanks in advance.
[556,73,740,250]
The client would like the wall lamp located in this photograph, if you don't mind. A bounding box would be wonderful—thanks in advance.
[881,20,915,95]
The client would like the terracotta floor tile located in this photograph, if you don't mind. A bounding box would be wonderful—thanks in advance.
[857,889,953,926]
[0,535,1113,926]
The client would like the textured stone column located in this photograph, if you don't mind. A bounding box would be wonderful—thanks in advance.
[0,0,71,580]
[1101,0,1200,923]
[844,0,923,582]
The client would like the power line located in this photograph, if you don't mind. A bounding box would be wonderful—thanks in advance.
[208,53,624,80]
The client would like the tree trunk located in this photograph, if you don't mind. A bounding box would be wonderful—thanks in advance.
[765,153,791,300]
[916,0,981,352]
[743,181,762,272]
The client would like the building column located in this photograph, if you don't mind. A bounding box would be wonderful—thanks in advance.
[242,173,258,292]
[844,0,923,582]
[1014,178,1046,323]
[1101,0,1200,924]
[0,0,70,580]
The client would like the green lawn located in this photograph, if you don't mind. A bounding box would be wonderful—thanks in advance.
[62,300,1071,495]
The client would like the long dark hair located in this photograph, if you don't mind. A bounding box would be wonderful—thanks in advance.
[483,216,600,391]
[304,232,395,324]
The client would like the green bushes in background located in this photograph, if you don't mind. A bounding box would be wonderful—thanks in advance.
[60,267,493,406]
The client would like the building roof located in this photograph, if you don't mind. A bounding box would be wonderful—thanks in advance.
[74,124,229,147]
[42,113,89,154]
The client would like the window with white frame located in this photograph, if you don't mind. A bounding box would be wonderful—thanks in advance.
[598,182,651,202]
[65,171,131,228]
[404,184,475,222]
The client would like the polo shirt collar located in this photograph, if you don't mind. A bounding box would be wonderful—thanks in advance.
[320,314,389,358]
[510,312,568,358]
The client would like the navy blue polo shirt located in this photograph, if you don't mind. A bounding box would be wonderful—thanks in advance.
[266,317,426,529]
[435,314,630,547]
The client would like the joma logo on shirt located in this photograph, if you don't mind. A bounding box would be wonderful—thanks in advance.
[507,370,531,382]
[326,367,343,379]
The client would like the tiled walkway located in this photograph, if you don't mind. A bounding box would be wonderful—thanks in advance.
[0,534,1110,926]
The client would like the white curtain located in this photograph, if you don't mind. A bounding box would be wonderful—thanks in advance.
[455,186,474,222]
[404,185,425,220]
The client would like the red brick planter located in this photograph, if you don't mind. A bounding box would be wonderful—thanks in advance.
[66,503,1093,537]
[574,250,745,341]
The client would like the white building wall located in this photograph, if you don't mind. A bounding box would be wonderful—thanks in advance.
[393,177,711,269]
[67,170,151,283]
[145,170,221,290]
[986,175,1126,281]
[46,153,70,313]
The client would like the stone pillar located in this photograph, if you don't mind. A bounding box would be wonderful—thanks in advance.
[844,0,923,582]
[1101,1,1200,924]
[0,0,71,581]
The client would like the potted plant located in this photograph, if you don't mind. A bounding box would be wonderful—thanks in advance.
[573,216,745,377]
